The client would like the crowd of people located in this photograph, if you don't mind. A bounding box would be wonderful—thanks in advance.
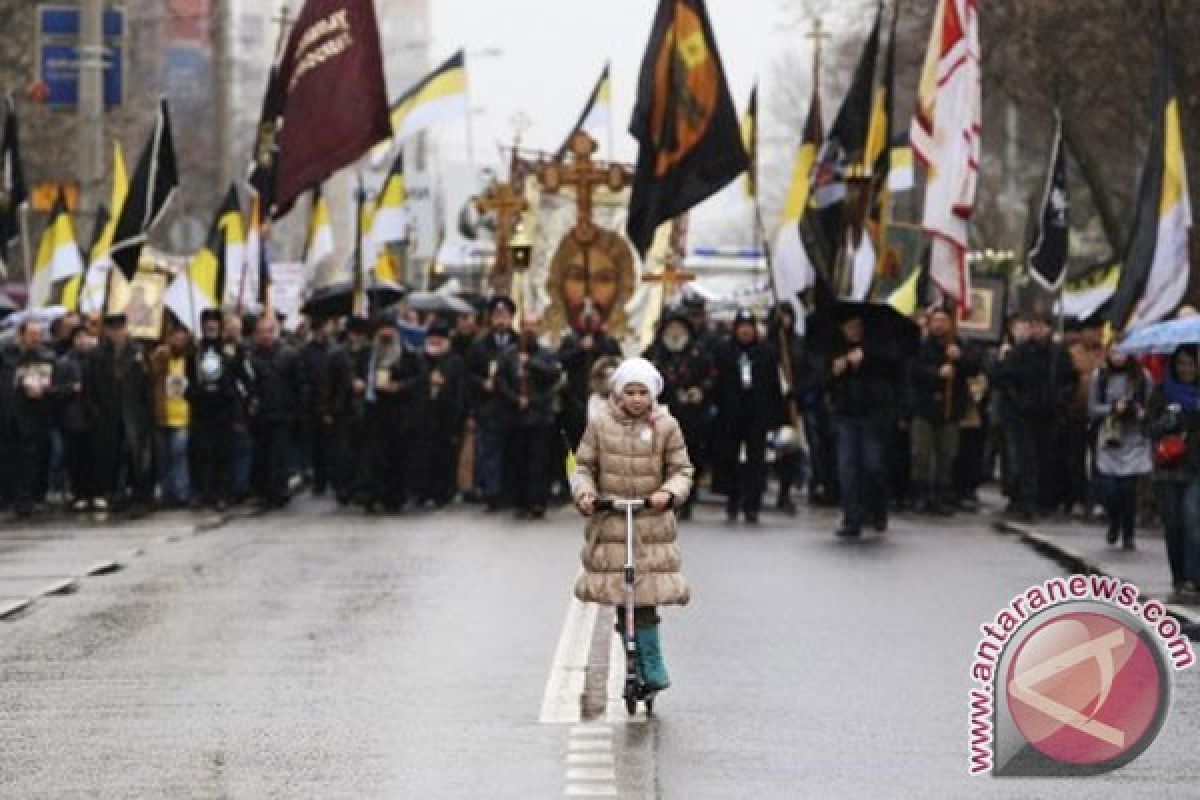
[1,290,1198,596]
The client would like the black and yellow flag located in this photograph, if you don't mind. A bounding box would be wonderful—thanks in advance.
[627,0,748,256]
[110,99,179,281]
[742,84,758,199]
[1108,8,1193,330]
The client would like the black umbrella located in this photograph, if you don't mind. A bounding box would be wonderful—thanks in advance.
[807,300,921,357]
[300,279,408,318]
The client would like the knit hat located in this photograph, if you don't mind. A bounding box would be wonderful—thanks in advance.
[610,357,664,397]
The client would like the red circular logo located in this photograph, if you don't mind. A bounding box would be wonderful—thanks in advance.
[1006,611,1163,766]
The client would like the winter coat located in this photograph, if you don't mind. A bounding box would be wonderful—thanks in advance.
[572,397,695,607]
[1088,365,1153,477]
[1145,386,1200,482]
[909,335,981,424]
[496,343,562,429]
[824,336,900,421]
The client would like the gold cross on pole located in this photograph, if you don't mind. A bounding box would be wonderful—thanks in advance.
[539,131,630,244]
[475,181,528,292]
[804,16,831,82]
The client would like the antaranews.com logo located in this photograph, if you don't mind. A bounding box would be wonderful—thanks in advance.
[968,575,1195,776]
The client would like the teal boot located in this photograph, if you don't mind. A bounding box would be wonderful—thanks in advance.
[635,625,670,692]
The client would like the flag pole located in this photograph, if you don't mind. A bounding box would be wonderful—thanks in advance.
[755,200,805,441]
[353,172,366,316]
[18,203,31,289]
[606,60,616,160]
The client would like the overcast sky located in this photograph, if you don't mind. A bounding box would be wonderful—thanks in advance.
[428,0,791,165]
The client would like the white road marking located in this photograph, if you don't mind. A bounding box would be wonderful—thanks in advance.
[565,786,617,797]
[540,578,599,724]
[568,767,617,782]
[568,739,612,751]
[567,753,614,765]
[570,725,612,737]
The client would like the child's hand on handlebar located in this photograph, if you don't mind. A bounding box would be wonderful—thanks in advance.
[650,491,672,512]
[577,493,596,516]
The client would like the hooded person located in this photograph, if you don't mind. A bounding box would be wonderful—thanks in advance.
[644,307,713,518]
[572,356,694,694]
[711,308,785,523]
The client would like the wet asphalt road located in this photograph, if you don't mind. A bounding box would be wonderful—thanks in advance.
[1,497,1198,799]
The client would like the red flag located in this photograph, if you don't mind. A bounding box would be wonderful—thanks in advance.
[274,0,391,217]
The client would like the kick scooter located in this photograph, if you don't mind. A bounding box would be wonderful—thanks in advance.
[595,497,655,715]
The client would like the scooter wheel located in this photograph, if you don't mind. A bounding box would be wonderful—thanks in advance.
[644,695,655,715]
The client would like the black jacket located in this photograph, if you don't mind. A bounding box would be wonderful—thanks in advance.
[55,349,90,434]
[992,338,1077,420]
[909,335,982,424]
[712,336,785,433]
[248,343,304,425]
[497,343,562,428]
[825,336,901,421]
[187,337,246,419]
[9,345,57,435]
[324,342,372,422]
[85,339,154,439]
[466,330,518,427]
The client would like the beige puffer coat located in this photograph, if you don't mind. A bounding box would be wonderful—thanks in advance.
[572,397,694,607]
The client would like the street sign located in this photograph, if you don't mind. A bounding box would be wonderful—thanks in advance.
[36,5,126,108]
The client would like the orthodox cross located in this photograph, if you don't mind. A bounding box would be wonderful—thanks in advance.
[475,180,528,292]
[643,216,696,310]
[805,17,831,85]
[539,131,630,244]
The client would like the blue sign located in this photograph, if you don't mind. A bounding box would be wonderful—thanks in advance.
[37,6,125,108]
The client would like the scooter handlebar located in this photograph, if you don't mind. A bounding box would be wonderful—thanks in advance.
[593,497,652,513]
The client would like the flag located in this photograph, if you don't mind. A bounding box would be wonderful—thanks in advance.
[1027,113,1070,290]
[910,0,982,308]
[389,51,468,142]
[798,5,881,299]
[165,187,244,331]
[0,97,28,275]
[370,152,408,246]
[557,62,612,159]
[63,204,108,311]
[888,135,915,192]
[248,65,285,215]
[626,0,749,256]
[29,190,83,308]
[274,0,392,216]
[303,185,335,279]
[1059,260,1120,321]
[771,79,823,329]
[110,99,179,281]
[1109,19,1192,331]
[741,84,758,198]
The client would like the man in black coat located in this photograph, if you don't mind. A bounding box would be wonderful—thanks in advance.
[644,308,712,518]
[992,312,1077,518]
[56,325,96,511]
[86,313,155,511]
[908,307,982,514]
[324,316,372,505]
[7,320,57,516]
[466,296,518,510]
[414,320,466,507]
[826,308,902,537]
[298,317,337,496]
[497,313,562,518]
[186,309,246,510]
[363,320,424,512]
[558,308,622,448]
[247,315,304,508]
[712,308,785,524]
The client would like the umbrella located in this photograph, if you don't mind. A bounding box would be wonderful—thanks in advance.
[1116,316,1200,356]
[300,279,408,319]
[806,300,922,357]
[406,291,473,315]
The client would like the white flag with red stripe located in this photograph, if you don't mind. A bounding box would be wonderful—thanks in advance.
[910,0,981,309]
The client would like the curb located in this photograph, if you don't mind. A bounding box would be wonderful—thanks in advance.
[38,577,79,597]
[995,518,1200,636]
[0,598,32,620]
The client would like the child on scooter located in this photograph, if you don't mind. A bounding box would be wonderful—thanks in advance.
[573,357,694,692]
